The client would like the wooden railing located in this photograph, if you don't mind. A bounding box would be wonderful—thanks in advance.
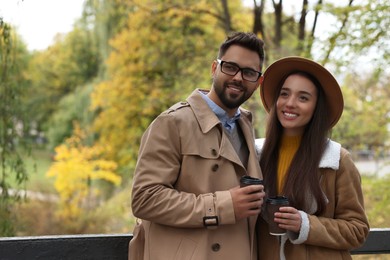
[0,228,389,259]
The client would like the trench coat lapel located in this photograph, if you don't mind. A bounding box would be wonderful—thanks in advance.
[219,133,245,168]
[237,113,261,179]
[187,89,245,168]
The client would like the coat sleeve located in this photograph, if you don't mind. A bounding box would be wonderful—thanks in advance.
[304,149,370,250]
[131,112,236,228]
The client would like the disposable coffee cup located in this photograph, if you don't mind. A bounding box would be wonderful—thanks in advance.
[240,176,264,210]
[266,196,289,235]
[239,175,263,188]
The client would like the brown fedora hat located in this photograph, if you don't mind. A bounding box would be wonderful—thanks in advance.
[260,56,344,128]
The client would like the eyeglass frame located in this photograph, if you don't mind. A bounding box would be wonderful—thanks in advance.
[216,59,262,82]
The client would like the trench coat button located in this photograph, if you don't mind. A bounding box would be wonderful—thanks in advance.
[211,243,221,252]
[211,148,217,156]
[211,164,219,172]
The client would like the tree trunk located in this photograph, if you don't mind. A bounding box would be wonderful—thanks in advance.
[220,0,232,33]
[252,0,265,38]
[273,0,283,49]
[297,0,308,53]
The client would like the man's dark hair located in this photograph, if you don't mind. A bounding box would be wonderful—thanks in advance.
[218,32,265,66]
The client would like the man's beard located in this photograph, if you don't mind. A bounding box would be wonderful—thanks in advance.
[215,81,250,109]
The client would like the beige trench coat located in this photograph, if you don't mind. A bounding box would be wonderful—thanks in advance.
[256,141,369,260]
[130,89,263,260]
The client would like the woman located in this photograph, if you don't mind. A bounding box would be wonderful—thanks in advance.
[256,57,369,259]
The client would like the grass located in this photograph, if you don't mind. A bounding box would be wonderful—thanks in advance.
[1,147,55,194]
[352,175,390,259]
[22,148,56,193]
[361,175,390,228]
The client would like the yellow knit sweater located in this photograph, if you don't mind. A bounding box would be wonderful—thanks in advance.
[277,134,302,194]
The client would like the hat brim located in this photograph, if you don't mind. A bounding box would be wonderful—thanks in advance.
[260,56,344,128]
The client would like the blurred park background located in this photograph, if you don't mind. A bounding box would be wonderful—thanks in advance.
[1,0,389,250]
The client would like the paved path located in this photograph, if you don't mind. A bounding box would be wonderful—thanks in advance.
[1,188,58,202]
[355,159,390,178]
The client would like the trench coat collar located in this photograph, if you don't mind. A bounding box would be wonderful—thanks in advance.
[187,89,222,134]
[187,89,257,171]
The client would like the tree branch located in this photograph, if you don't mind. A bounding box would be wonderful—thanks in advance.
[322,0,354,65]
[302,0,322,57]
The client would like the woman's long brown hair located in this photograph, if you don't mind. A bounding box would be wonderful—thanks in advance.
[260,72,331,215]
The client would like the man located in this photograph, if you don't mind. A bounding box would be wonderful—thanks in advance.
[130,32,265,260]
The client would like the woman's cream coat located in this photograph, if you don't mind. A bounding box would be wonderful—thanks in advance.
[255,139,369,260]
[130,89,263,260]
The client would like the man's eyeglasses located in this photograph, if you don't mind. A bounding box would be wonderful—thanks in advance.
[217,59,262,82]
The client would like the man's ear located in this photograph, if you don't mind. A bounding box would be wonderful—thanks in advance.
[255,75,264,89]
[211,60,217,76]
[258,75,264,85]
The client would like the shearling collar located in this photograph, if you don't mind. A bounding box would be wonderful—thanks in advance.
[255,138,341,170]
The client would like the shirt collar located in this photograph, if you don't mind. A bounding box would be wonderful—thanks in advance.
[200,90,241,132]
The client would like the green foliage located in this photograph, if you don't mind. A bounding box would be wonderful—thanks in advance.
[315,0,389,68]
[25,25,99,137]
[345,0,389,66]
[47,83,95,149]
[0,18,30,236]
[83,0,131,73]
[333,70,390,152]
[1,198,16,236]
